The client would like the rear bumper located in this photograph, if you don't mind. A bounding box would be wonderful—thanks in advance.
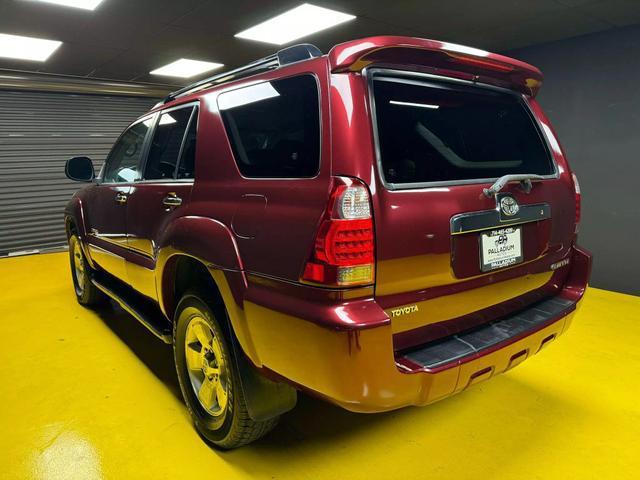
[243,245,591,413]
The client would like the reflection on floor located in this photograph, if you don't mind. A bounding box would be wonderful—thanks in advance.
[0,252,638,480]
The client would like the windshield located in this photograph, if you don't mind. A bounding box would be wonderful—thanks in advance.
[372,75,555,186]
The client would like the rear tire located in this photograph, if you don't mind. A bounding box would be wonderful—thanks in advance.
[68,234,107,306]
[173,291,278,449]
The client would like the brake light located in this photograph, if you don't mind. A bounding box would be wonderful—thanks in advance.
[447,53,515,73]
[302,179,374,287]
[572,172,581,227]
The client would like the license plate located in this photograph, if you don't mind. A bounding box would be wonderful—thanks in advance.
[480,226,523,272]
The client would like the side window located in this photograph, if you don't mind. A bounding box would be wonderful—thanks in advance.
[218,75,320,178]
[177,112,197,179]
[103,120,151,183]
[144,107,194,180]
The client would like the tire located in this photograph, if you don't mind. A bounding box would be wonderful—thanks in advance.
[68,234,107,306]
[173,291,278,449]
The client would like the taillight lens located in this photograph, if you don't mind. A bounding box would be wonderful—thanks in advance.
[302,179,374,287]
[572,172,581,227]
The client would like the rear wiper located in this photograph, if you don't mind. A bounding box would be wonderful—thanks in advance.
[482,174,546,198]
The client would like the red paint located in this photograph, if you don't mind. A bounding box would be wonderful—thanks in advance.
[65,37,591,396]
[328,36,544,96]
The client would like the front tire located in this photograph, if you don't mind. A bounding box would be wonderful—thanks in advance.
[68,234,106,306]
[173,291,278,449]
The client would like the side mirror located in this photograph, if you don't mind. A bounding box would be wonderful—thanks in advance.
[65,156,95,182]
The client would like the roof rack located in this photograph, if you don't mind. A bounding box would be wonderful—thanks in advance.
[163,43,322,104]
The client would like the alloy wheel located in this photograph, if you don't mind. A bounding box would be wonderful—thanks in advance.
[184,317,229,416]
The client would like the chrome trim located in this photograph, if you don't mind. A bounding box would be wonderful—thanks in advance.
[450,203,551,235]
[364,68,560,192]
[162,193,183,207]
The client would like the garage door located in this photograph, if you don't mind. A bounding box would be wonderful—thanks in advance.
[0,90,158,255]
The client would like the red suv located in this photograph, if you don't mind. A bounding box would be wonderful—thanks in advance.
[64,36,591,448]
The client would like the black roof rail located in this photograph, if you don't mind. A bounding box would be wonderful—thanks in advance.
[163,43,322,104]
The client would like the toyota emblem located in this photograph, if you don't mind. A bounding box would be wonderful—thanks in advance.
[500,195,520,216]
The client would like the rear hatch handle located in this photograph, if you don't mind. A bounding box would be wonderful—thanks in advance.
[483,174,546,198]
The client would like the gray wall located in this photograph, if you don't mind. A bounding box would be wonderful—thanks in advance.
[509,26,640,296]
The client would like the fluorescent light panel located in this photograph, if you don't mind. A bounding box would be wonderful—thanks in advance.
[159,114,177,125]
[150,59,224,78]
[218,82,280,110]
[235,3,355,45]
[22,0,105,10]
[0,33,62,61]
[390,100,440,110]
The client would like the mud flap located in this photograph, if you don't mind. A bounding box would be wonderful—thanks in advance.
[228,328,297,422]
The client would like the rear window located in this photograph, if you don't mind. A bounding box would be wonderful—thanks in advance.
[218,75,320,178]
[372,76,555,186]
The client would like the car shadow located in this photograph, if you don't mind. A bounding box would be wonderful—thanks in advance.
[91,300,183,402]
[89,297,411,440]
[89,297,583,478]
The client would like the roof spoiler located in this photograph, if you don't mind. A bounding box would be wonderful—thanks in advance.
[328,36,543,97]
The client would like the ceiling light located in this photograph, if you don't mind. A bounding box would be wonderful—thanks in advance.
[0,33,62,61]
[22,0,105,10]
[218,82,280,110]
[440,42,489,58]
[150,59,224,78]
[235,3,355,45]
[390,100,440,110]
[159,114,177,125]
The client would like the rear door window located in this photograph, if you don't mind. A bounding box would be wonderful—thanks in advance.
[372,76,555,187]
[144,106,195,180]
[177,113,197,179]
[218,75,320,178]
[103,119,151,183]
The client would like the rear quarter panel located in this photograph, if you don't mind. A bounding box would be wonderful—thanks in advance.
[189,57,333,283]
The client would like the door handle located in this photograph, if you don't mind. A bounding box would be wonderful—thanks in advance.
[162,193,182,207]
[115,192,128,204]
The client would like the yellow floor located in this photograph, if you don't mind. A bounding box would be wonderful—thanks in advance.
[0,252,639,480]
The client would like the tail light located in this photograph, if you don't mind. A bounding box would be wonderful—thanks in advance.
[572,172,581,229]
[302,178,374,287]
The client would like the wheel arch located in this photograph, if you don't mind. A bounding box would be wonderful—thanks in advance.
[64,197,97,269]
[162,252,297,422]
[155,215,246,320]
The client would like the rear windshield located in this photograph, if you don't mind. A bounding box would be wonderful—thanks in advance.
[218,75,320,178]
[372,76,555,186]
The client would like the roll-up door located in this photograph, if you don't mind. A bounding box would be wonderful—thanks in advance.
[0,90,158,255]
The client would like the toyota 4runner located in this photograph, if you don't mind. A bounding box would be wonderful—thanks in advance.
[64,36,592,448]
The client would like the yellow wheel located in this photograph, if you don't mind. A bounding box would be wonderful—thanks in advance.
[173,291,278,449]
[184,317,230,417]
[68,234,106,306]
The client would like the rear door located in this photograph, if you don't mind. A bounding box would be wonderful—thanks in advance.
[124,104,197,300]
[85,116,153,279]
[368,70,576,349]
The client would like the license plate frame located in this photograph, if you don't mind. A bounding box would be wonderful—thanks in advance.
[479,226,523,272]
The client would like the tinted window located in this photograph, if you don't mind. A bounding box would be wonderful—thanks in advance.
[177,112,197,179]
[218,75,320,178]
[144,107,194,180]
[373,77,554,185]
[103,120,150,183]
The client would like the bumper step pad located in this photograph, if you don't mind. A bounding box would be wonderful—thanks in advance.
[400,296,575,370]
